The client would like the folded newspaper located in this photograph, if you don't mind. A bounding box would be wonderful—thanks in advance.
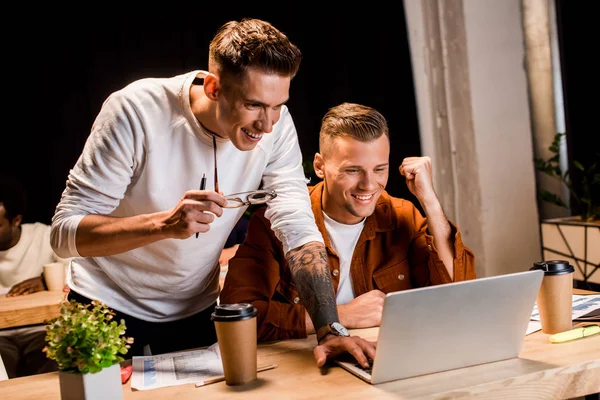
[131,342,224,391]
[530,294,600,321]
[527,294,600,335]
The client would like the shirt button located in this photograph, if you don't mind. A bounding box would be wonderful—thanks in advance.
[293,297,300,304]
[398,274,405,280]
[332,269,340,277]
[428,245,433,251]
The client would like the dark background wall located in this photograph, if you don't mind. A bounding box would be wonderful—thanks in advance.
[4,7,420,224]
[555,0,600,217]
[3,3,597,225]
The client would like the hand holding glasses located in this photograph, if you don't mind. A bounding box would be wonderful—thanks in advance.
[223,190,277,208]
[194,189,275,239]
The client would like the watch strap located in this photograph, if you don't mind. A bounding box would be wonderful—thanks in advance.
[316,322,349,343]
[316,324,334,343]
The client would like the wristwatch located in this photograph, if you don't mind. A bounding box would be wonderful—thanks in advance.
[317,322,350,343]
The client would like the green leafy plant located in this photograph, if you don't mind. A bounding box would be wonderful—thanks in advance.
[534,132,600,222]
[43,299,133,374]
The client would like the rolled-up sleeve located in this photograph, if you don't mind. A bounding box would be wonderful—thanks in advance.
[51,93,142,258]
[407,205,476,287]
[260,107,324,254]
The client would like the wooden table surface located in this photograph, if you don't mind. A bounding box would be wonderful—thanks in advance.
[0,290,66,329]
[1,289,599,399]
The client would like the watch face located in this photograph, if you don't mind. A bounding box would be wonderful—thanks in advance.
[332,322,350,336]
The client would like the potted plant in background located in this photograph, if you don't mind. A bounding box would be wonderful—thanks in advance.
[534,132,600,288]
[535,132,599,222]
[43,299,133,400]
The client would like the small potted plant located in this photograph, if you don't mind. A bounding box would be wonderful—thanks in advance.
[43,299,133,400]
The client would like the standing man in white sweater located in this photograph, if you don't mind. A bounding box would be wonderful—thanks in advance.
[0,178,66,378]
[51,18,374,368]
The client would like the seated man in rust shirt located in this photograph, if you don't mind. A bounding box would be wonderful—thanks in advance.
[220,102,476,342]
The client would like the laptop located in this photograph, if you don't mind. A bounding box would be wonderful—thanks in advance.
[335,269,544,384]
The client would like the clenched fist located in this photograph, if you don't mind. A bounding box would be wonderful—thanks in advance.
[399,156,436,204]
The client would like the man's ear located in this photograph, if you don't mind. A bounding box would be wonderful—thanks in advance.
[12,214,22,228]
[203,73,219,101]
[314,153,325,179]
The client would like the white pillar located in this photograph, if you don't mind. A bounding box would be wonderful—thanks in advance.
[403,0,542,276]
[522,0,570,219]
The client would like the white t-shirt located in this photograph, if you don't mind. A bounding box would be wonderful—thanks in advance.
[322,212,366,305]
[51,70,323,322]
[0,223,64,291]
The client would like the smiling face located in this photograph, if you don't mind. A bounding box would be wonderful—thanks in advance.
[215,67,291,151]
[315,135,390,224]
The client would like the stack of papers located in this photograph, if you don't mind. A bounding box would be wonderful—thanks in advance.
[526,294,600,335]
[131,342,224,391]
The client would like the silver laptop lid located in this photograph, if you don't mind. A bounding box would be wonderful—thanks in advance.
[370,269,543,384]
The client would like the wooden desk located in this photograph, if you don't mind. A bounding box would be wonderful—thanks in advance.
[1,290,598,399]
[0,291,65,329]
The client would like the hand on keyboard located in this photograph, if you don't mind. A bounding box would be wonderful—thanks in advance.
[314,335,376,368]
[354,358,374,374]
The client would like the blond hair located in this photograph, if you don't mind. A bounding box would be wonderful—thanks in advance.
[319,103,389,157]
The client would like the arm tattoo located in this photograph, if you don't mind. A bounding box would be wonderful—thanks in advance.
[286,241,338,330]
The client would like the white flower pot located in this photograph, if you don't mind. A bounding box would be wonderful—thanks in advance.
[59,363,123,400]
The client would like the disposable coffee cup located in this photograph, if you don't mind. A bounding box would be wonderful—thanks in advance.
[530,260,575,334]
[43,262,66,292]
[211,303,259,386]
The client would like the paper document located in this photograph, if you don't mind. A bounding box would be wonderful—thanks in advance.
[526,321,542,335]
[530,294,600,321]
[526,294,600,335]
[131,342,224,391]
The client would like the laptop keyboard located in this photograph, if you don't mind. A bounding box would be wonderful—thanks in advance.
[353,359,374,374]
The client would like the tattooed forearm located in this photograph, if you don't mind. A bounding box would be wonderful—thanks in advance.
[286,241,338,330]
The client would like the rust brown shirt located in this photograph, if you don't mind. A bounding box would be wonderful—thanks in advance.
[220,182,476,342]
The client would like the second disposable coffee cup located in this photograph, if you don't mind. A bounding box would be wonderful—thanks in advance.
[530,260,575,334]
[211,303,259,386]
[43,262,66,292]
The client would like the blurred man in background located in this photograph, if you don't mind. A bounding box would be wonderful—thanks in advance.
[0,178,67,378]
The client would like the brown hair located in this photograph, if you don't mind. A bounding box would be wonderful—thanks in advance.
[319,103,389,156]
[209,18,302,82]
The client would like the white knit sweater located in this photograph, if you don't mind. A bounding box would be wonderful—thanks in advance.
[51,70,323,322]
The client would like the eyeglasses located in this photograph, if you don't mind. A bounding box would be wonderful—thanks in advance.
[212,135,277,208]
[223,190,278,208]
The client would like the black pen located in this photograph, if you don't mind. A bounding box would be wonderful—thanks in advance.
[196,173,207,238]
